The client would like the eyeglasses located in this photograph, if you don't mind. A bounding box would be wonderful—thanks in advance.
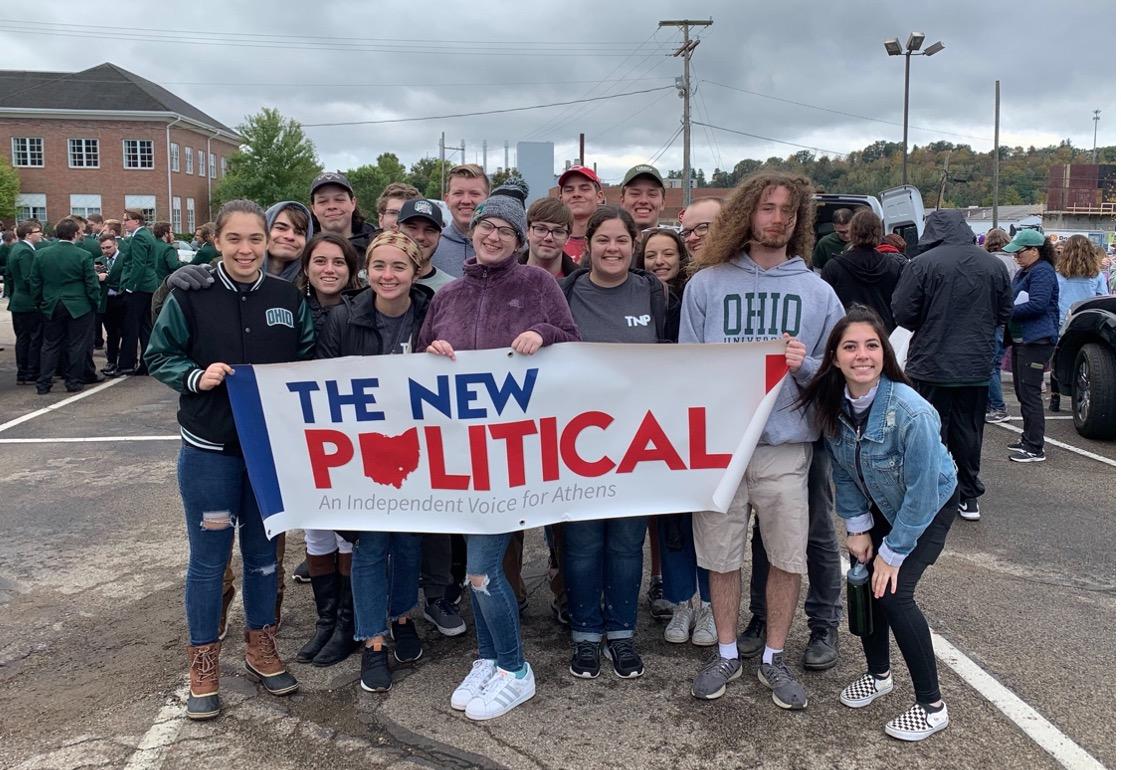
[681,222,712,239]
[475,219,517,240]
[529,223,569,240]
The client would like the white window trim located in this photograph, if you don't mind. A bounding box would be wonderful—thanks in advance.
[67,138,100,169]
[12,137,44,168]
[170,142,180,173]
[171,196,182,232]
[185,147,193,175]
[208,153,217,178]
[198,149,205,177]
[186,197,196,231]
[122,139,155,170]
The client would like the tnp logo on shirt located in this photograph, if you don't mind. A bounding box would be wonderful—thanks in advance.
[625,314,651,327]
[265,307,294,328]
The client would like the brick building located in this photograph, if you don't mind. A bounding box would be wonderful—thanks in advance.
[0,62,240,233]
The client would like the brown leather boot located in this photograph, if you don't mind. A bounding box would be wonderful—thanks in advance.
[218,585,236,642]
[244,625,298,696]
[187,642,221,720]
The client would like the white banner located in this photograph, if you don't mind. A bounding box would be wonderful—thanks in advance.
[226,341,788,537]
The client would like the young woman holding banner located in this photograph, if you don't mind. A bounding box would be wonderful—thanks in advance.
[796,305,957,741]
[145,200,316,721]
[314,231,434,693]
[418,184,580,721]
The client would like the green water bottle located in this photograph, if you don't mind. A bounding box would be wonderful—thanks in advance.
[847,562,874,637]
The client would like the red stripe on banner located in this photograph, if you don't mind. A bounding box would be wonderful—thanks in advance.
[765,354,787,392]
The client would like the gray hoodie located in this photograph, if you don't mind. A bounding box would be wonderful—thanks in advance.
[264,201,314,283]
[680,252,845,445]
[430,222,474,279]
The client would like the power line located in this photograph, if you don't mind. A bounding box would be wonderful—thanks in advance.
[302,86,676,127]
[691,64,723,172]
[691,120,847,157]
[703,80,988,142]
[0,75,671,88]
[649,124,685,165]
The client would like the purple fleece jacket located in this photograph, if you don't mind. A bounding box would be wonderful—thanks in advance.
[417,254,580,351]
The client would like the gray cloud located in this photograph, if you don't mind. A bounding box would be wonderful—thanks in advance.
[1,0,1114,186]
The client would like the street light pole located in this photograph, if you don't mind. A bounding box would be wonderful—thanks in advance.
[885,34,944,187]
[1092,109,1101,164]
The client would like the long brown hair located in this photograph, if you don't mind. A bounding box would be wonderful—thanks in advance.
[689,169,816,274]
[635,227,690,297]
[296,232,361,296]
[794,305,910,438]
[1056,234,1101,278]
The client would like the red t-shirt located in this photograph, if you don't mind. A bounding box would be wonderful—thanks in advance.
[564,235,586,264]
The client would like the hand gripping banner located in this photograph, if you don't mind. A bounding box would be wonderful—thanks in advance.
[226,341,788,538]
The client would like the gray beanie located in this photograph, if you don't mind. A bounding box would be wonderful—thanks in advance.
[470,185,528,245]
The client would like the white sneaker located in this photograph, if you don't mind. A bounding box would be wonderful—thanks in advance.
[450,659,496,711]
[691,602,717,647]
[465,662,536,721]
[885,702,949,741]
[840,671,894,708]
[664,602,694,644]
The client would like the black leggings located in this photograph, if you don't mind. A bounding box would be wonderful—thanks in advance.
[857,491,957,704]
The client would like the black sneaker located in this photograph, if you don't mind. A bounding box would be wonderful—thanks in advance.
[647,576,673,620]
[359,646,392,693]
[605,638,644,679]
[802,626,839,671]
[1009,448,1046,463]
[423,597,467,637]
[292,559,311,584]
[569,640,601,679]
[958,498,980,521]
[737,614,766,658]
[1048,394,1061,413]
[390,618,423,663]
[1006,438,1025,451]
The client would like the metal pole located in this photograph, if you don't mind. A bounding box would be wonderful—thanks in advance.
[1092,109,1101,164]
[579,132,585,166]
[460,140,466,165]
[660,19,711,206]
[440,132,446,196]
[902,51,911,186]
[504,141,509,171]
[483,140,487,176]
[993,80,1000,229]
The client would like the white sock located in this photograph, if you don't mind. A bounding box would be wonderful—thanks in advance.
[718,641,738,660]
[763,646,782,664]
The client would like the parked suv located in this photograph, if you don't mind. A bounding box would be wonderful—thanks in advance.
[1051,295,1115,439]
[814,185,925,257]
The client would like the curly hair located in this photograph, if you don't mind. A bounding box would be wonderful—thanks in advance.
[635,227,690,297]
[1055,234,1101,278]
[688,169,816,273]
[984,228,1010,253]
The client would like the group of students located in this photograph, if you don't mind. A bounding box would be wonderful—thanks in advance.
[130,163,990,745]
[2,210,192,393]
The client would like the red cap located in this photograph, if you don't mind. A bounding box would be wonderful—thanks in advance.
[557,165,602,189]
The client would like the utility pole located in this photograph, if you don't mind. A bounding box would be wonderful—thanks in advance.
[993,81,1000,230]
[579,132,585,166]
[460,139,466,165]
[504,141,509,171]
[483,140,488,175]
[1092,109,1101,164]
[660,18,712,207]
[439,132,446,197]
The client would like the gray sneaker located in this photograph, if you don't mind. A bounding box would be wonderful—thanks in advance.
[691,653,742,700]
[758,653,808,710]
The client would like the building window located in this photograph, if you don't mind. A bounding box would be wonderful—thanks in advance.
[12,137,44,167]
[68,138,100,168]
[172,196,182,232]
[209,153,217,179]
[16,193,47,223]
[70,194,102,218]
[186,198,196,231]
[221,157,229,177]
[124,194,157,225]
[123,139,154,169]
[185,147,193,175]
[198,149,205,176]
[170,143,180,172]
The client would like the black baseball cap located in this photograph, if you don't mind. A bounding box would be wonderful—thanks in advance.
[309,171,354,198]
[398,198,444,229]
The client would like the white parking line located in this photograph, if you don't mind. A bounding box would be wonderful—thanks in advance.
[986,420,1115,466]
[0,377,128,433]
[121,682,187,770]
[0,435,179,444]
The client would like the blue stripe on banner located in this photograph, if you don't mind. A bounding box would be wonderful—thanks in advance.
[226,364,285,518]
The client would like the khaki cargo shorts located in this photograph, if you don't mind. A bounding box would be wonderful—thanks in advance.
[692,442,812,575]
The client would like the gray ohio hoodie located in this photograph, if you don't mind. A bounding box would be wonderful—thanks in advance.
[680,252,845,446]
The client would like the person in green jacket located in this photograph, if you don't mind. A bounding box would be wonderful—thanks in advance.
[10,220,46,384]
[153,221,184,282]
[811,208,854,271]
[30,218,100,394]
[99,233,128,376]
[191,223,219,266]
[116,208,160,375]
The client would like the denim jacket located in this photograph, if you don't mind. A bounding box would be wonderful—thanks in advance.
[825,378,958,566]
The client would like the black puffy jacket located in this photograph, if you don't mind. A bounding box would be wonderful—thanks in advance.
[891,210,1012,384]
[315,284,433,359]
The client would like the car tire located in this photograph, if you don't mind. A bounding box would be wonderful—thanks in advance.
[1071,343,1114,440]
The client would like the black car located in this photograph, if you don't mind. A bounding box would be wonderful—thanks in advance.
[1051,295,1115,439]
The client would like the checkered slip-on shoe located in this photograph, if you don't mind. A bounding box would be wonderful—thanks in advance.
[885,703,949,741]
[840,672,894,708]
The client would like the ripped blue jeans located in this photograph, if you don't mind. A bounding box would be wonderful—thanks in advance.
[178,443,278,646]
[466,533,523,671]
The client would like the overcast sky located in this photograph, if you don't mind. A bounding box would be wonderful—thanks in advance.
[0,1,1115,185]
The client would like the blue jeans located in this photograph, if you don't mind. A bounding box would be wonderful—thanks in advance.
[563,516,647,642]
[466,533,523,671]
[351,531,423,640]
[988,326,1006,411]
[658,513,710,604]
[178,444,277,646]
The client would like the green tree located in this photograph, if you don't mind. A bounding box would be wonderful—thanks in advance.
[345,153,409,213]
[490,167,525,187]
[0,160,18,223]
[213,108,321,207]
[407,157,453,198]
